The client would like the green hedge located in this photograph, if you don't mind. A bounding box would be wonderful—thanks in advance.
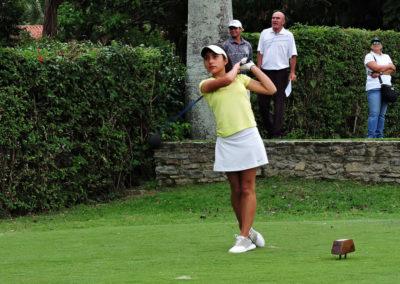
[245,24,400,138]
[2,26,400,215]
[0,41,186,216]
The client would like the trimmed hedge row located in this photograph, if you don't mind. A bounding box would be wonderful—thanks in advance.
[245,24,400,138]
[1,26,399,216]
[0,41,186,216]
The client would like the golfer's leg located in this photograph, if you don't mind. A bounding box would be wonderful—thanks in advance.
[226,172,242,229]
[238,168,257,237]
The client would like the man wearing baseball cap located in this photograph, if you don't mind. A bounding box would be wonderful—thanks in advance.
[222,19,253,76]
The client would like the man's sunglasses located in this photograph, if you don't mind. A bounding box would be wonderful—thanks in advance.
[372,41,381,45]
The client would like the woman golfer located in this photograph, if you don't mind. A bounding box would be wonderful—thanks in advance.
[199,44,276,253]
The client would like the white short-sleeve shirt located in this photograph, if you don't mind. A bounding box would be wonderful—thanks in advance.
[257,27,297,70]
[364,51,393,91]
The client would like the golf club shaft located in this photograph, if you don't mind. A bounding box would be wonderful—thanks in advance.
[160,96,204,131]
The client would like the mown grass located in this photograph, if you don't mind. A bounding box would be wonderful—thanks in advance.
[0,177,399,283]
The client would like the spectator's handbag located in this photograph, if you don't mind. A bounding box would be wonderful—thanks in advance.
[379,76,397,103]
[372,54,397,103]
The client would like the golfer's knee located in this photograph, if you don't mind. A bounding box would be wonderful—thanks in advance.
[230,185,241,196]
[240,184,255,196]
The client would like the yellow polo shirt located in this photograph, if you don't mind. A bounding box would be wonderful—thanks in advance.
[199,74,256,138]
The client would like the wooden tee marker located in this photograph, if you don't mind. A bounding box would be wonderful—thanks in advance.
[331,239,355,259]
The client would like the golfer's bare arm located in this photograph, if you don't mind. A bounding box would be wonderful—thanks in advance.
[200,63,240,93]
[247,66,276,95]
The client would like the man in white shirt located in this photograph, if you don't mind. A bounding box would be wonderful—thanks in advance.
[257,11,297,139]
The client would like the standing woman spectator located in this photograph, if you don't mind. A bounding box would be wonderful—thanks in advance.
[199,44,276,253]
[364,37,396,138]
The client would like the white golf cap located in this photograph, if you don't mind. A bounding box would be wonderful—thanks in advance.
[228,20,242,28]
[201,45,227,58]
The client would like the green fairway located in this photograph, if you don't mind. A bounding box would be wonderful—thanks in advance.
[0,177,399,283]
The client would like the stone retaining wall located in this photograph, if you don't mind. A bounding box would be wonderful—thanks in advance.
[154,141,400,186]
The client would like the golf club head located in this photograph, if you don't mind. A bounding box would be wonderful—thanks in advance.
[148,132,162,149]
[148,96,203,150]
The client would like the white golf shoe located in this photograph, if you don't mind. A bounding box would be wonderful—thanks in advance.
[228,235,256,253]
[249,227,265,247]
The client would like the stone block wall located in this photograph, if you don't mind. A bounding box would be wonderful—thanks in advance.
[154,141,400,186]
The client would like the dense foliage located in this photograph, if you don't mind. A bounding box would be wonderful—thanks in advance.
[54,0,400,60]
[56,0,187,55]
[0,40,186,216]
[23,0,45,25]
[0,0,25,46]
[245,25,400,138]
[233,0,400,33]
[2,23,400,216]
[14,1,400,58]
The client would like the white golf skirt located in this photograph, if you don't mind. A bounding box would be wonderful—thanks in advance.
[214,127,268,172]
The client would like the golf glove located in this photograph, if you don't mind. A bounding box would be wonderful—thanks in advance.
[240,57,255,70]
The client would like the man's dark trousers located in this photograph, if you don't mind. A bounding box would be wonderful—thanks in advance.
[257,69,288,138]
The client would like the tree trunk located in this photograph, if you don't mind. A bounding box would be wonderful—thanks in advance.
[42,0,64,37]
[186,0,232,139]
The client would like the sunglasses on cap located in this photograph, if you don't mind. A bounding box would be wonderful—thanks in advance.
[372,41,381,45]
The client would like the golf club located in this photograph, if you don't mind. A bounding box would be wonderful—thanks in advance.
[148,95,204,149]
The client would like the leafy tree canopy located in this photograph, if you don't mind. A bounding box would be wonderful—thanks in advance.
[23,0,45,25]
[0,0,25,46]
[57,0,187,51]
[233,0,400,32]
